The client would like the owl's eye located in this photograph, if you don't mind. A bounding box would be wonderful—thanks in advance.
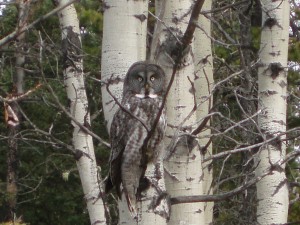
[137,77,143,82]
[150,76,155,82]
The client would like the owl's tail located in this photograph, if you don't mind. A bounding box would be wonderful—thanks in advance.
[124,192,138,220]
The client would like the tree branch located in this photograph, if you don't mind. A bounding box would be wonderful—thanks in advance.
[181,0,206,49]
[170,159,282,204]
[0,0,79,47]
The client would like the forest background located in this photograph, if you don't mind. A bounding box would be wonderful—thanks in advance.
[0,0,299,224]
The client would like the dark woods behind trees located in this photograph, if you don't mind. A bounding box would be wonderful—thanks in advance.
[0,0,299,224]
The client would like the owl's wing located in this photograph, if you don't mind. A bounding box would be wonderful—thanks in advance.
[105,109,126,198]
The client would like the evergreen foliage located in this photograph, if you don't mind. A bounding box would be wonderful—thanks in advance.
[0,0,109,224]
[0,0,299,224]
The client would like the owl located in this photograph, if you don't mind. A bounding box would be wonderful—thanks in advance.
[105,61,166,217]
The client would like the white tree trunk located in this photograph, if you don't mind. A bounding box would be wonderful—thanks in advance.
[101,0,147,131]
[255,0,289,224]
[151,1,206,224]
[56,1,106,224]
[102,1,169,224]
[194,1,214,224]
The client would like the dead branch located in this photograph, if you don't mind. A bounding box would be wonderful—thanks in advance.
[0,0,79,47]
[170,159,283,204]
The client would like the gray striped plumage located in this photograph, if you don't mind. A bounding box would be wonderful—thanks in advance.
[105,61,166,216]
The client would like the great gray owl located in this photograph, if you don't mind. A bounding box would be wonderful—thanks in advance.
[105,61,166,216]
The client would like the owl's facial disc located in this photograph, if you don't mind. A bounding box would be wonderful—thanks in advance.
[133,71,159,99]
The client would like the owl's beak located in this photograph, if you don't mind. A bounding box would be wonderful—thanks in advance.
[144,83,150,96]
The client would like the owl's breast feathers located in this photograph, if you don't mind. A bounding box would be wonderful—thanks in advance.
[105,94,166,217]
[124,94,165,132]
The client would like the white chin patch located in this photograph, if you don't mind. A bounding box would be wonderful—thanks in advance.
[135,94,158,99]
[148,94,158,98]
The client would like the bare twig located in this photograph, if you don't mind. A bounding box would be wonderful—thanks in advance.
[0,84,42,103]
[201,0,248,15]
[46,82,111,148]
[204,127,300,163]
[90,76,150,133]
[0,0,79,47]
[17,104,75,152]
[171,159,283,204]
[148,11,182,44]
[105,80,150,133]
[146,0,207,155]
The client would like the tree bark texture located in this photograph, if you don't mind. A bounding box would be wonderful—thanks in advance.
[151,1,206,224]
[101,0,148,132]
[102,1,169,224]
[255,0,290,224]
[56,0,106,224]
[194,0,214,224]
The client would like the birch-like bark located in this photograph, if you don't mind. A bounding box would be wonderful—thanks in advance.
[194,1,214,224]
[151,1,205,224]
[102,1,169,224]
[56,1,106,224]
[101,0,147,131]
[255,0,289,224]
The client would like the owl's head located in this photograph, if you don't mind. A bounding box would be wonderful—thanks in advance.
[123,61,166,99]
